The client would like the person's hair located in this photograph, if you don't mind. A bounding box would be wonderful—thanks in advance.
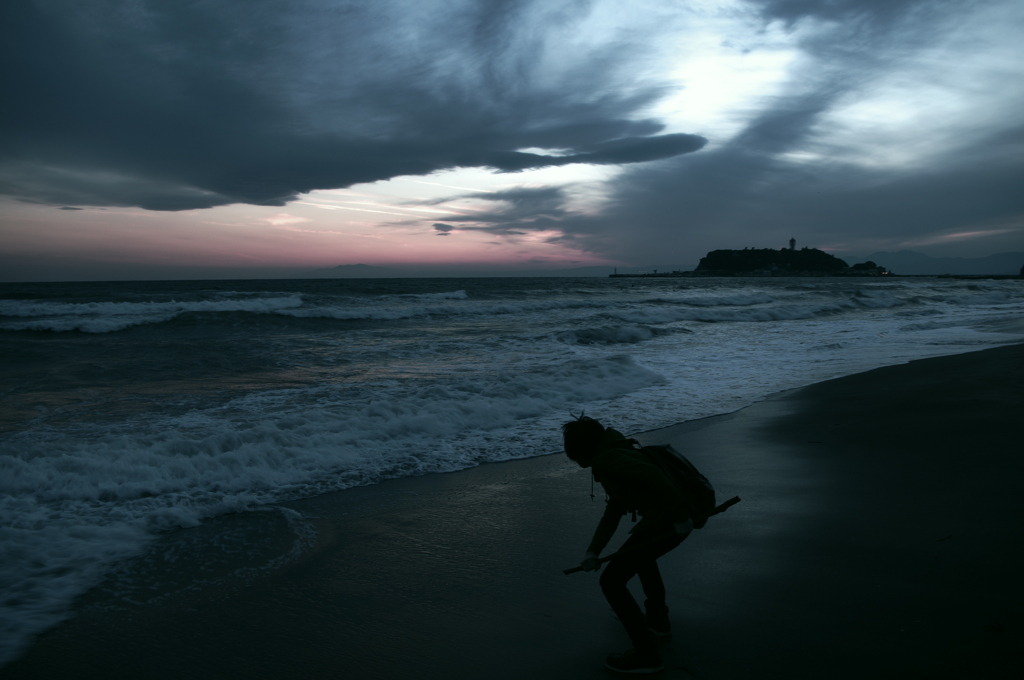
[561,414,605,463]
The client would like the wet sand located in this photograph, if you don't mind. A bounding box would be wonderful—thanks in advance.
[3,344,1023,679]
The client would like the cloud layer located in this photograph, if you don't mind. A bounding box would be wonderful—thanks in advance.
[2,0,1023,267]
[1,0,705,211]
[416,0,1024,260]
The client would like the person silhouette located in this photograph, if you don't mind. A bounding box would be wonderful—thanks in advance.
[562,415,693,674]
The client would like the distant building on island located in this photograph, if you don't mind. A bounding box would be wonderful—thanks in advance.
[789,238,796,251]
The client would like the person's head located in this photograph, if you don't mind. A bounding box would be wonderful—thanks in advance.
[561,414,605,467]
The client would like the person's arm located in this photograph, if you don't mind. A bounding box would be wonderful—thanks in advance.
[585,500,624,558]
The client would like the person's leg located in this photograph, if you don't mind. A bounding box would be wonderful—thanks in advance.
[636,559,671,636]
[635,533,685,636]
[636,559,666,606]
[599,533,683,655]
[600,552,653,654]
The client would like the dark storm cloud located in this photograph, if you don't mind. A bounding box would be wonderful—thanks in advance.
[432,187,569,235]
[550,0,1024,263]
[433,223,454,235]
[756,0,943,24]
[0,0,704,211]
[452,133,706,173]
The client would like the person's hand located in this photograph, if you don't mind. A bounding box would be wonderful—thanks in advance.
[581,552,601,572]
[674,518,694,536]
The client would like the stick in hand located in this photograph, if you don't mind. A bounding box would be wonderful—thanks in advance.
[563,495,741,575]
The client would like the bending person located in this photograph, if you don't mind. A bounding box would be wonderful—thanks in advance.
[562,415,693,674]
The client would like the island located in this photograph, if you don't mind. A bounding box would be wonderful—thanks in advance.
[610,240,890,278]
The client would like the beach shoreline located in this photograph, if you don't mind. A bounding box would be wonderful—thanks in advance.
[3,343,1023,679]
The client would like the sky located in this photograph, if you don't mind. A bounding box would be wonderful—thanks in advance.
[2,0,1023,280]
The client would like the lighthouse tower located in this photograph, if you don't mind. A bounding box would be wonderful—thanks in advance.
[789,238,796,250]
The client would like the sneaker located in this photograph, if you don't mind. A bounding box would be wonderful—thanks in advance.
[605,648,663,674]
[645,604,671,637]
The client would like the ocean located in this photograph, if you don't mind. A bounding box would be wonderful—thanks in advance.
[2,275,1023,664]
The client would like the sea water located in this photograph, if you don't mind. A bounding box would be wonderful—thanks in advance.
[2,275,1023,663]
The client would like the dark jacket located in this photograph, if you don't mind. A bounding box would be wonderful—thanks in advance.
[586,428,690,555]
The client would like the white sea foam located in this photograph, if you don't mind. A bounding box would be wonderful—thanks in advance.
[278,297,612,322]
[0,296,305,318]
[979,317,1024,334]
[0,296,305,333]
[0,313,182,333]
[605,300,856,324]
[0,291,623,330]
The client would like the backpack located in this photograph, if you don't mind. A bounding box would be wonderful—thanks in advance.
[637,443,716,529]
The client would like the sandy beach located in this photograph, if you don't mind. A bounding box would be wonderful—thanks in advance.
[3,343,1022,680]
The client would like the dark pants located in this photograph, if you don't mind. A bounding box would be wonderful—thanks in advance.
[599,530,685,653]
